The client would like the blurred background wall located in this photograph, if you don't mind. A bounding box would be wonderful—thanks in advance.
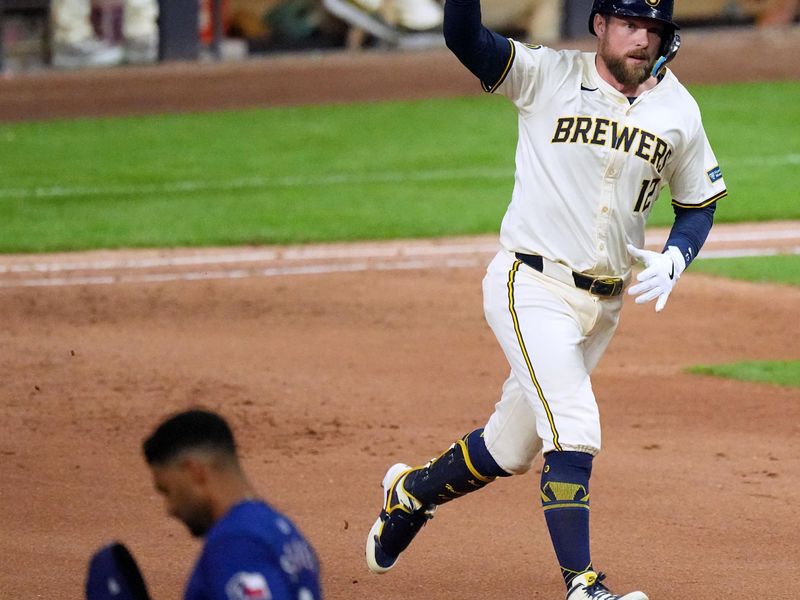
[0,0,797,73]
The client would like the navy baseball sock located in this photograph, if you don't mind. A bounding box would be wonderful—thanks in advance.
[404,428,510,506]
[540,450,594,588]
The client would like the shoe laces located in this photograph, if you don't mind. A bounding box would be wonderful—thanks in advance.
[583,572,618,600]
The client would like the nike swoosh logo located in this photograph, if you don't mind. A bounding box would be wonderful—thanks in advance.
[580,85,598,91]
[669,263,675,279]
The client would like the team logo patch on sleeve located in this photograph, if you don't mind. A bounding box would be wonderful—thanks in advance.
[225,572,272,600]
[706,165,723,183]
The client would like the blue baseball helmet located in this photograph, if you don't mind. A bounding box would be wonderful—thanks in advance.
[86,542,151,600]
[588,0,679,35]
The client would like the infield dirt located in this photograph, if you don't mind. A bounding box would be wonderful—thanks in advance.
[1,27,800,599]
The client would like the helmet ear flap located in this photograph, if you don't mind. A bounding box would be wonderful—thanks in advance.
[652,31,680,77]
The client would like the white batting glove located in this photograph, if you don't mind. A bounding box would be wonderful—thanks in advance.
[626,244,686,312]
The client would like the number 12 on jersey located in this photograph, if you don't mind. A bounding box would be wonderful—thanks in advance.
[633,177,661,213]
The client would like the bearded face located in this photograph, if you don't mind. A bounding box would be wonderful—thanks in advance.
[598,36,655,86]
[596,15,663,88]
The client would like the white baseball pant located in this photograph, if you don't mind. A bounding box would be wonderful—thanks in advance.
[481,250,624,474]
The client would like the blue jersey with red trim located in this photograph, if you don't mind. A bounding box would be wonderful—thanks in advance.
[185,500,321,600]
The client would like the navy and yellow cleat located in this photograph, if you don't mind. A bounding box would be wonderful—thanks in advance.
[566,571,648,600]
[365,463,436,574]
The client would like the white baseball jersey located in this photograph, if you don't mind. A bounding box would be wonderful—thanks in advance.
[480,40,727,461]
[492,41,728,277]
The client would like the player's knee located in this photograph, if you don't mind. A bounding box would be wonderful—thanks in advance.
[496,455,534,475]
[463,428,511,478]
[484,436,543,475]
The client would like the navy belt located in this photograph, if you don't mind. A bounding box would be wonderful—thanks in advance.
[514,253,624,298]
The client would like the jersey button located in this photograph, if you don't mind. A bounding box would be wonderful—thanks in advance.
[601,206,609,213]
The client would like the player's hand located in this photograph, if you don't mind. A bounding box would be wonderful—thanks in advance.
[626,244,686,312]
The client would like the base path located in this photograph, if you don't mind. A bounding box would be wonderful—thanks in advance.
[1,222,799,598]
[0,221,799,287]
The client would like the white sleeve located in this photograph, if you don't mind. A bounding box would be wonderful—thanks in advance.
[667,121,728,208]
[491,41,569,116]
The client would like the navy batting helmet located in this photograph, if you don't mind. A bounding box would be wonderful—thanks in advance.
[588,0,681,76]
[588,0,679,35]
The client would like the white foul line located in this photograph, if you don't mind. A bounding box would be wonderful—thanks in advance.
[3,227,799,276]
[646,228,800,245]
[0,245,797,289]
[0,257,485,288]
[0,241,500,274]
[698,246,800,259]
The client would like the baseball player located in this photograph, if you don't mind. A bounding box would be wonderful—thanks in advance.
[365,0,726,598]
[144,409,322,600]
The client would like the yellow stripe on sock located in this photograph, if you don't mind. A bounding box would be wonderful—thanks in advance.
[542,502,591,511]
[456,438,494,483]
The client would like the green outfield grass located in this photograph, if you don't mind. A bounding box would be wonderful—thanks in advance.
[691,254,800,286]
[689,360,800,388]
[686,256,799,389]
[0,80,798,253]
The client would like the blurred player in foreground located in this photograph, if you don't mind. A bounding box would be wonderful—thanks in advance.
[144,409,322,600]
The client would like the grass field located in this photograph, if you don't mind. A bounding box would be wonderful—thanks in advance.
[686,255,798,385]
[689,360,800,388]
[0,80,798,253]
[692,254,800,286]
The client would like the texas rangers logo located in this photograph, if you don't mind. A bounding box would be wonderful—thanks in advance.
[225,572,272,600]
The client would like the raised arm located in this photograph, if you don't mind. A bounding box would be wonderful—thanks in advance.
[443,0,514,90]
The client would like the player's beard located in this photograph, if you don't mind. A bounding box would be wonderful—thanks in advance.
[598,38,655,87]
